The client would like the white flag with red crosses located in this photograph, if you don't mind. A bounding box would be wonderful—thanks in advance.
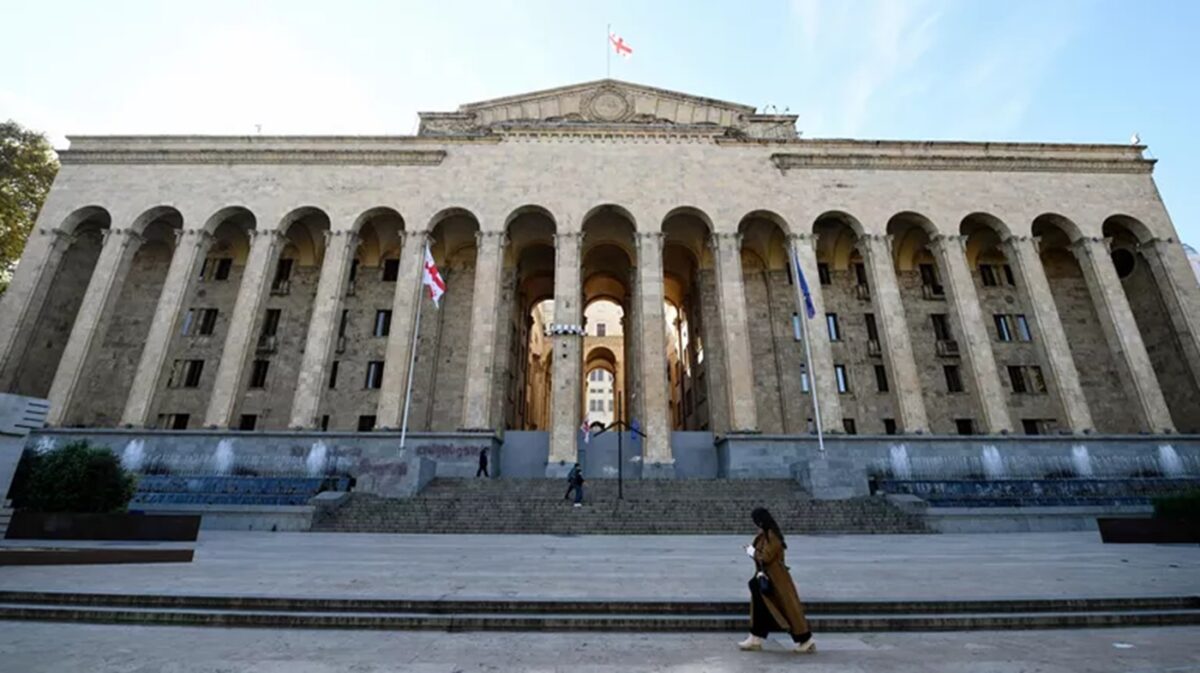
[422,243,445,308]
[609,32,633,59]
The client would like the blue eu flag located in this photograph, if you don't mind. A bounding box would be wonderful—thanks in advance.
[792,251,816,319]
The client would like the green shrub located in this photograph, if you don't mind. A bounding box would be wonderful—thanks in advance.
[12,441,136,513]
[1153,490,1200,521]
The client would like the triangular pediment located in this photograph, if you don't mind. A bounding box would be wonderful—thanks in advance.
[418,79,796,139]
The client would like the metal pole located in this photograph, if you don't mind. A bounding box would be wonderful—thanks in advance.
[399,263,426,450]
[617,423,623,500]
[790,244,825,453]
[606,23,611,78]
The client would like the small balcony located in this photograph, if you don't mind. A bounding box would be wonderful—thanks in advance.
[855,284,871,301]
[256,335,278,354]
[935,339,960,357]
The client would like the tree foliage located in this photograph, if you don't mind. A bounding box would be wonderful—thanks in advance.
[0,120,59,295]
[9,441,136,513]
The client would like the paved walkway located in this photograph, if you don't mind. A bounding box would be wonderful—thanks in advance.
[2,622,1198,672]
[1,531,1197,601]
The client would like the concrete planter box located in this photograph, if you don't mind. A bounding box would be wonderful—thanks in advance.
[1097,517,1200,544]
[5,511,201,541]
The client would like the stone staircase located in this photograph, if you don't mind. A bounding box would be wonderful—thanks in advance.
[312,478,930,535]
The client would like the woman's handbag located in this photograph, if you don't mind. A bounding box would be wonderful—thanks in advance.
[755,564,772,596]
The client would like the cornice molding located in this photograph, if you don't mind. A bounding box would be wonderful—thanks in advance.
[769,152,1154,174]
[59,148,449,167]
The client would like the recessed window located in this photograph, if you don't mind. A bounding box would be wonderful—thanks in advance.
[382,259,400,282]
[320,415,331,431]
[1022,419,1041,435]
[596,322,607,337]
[1028,365,1047,393]
[865,313,879,342]
[792,313,803,341]
[817,263,831,285]
[980,264,998,287]
[261,309,282,338]
[799,364,810,393]
[883,418,897,435]
[1008,365,1027,394]
[238,414,258,431]
[365,361,385,389]
[842,418,857,435]
[274,258,294,284]
[944,365,963,393]
[358,415,377,432]
[1111,248,1136,279]
[1015,315,1032,342]
[198,308,219,336]
[931,314,952,341]
[168,360,204,388]
[249,360,270,389]
[157,413,190,430]
[854,263,868,286]
[955,419,975,435]
[874,364,889,393]
[826,313,841,342]
[338,310,350,338]
[994,314,1013,342]
[328,361,339,390]
[374,310,392,337]
[835,364,850,394]
[1003,264,1016,286]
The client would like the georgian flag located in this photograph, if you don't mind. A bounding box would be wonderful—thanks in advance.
[423,243,445,308]
[609,32,633,58]
[580,418,591,444]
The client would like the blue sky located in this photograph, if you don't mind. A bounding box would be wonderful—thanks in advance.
[3,0,1198,243]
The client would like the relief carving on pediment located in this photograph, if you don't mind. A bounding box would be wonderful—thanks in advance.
[582,87,633,122]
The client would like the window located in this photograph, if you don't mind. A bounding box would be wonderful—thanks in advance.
[382,259,400,282]
[799,364,810,393]
[365,361,385,389]
[215,258,233,281]
[817,263,831,285]
[1008,365,1027,394]
[274,258,294,285]
[835,364,850,393]
[328,361,339,390]
[919,263,939,289]
[250,360,270,389]
[865,313,879,342]
[792,313,802,341]
[1015,315,1032,342]
[358,415,377,432]
[348,259,360,283]
[1022,419,1041,436]
[608,400,614,411]
[168,360,204,388]
[197,309,218,336]
[338,310,350,338]
[874,364,889,393]
[261,309,282,337]
[181,310,195,336]
[980,264,998,287]
[842,419,857,435]
[1028,365,1047,393]
[374,310,392,337]
[955,419,975,435]
[883,418,897,435]
[1003,264,1016,286]
[944,365,964,393]
[596,322,607,337]
[238,414,257,431]
[854,263,868,286]
[320,415,330,431]
[931,314,952,341]
[826,313,841,342]
[994,314,1013,342]
[157,413,190,430]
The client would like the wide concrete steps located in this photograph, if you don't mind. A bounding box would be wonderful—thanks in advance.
[313,479,929,535]
[1,591,1196,632]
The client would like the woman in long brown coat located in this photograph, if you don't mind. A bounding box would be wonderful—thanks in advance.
[738,507,816,653]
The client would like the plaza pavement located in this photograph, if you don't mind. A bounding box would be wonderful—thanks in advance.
[1,621,1198,672]
[1,530,1197,601]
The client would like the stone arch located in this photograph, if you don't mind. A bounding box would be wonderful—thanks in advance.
[203,206,257,234]
[960,212,1012,268]
[813,210,866,238]
[278,207,331,268]
[352,206,405,234]
[500,207,557,431]
[505,204,558,230]
[58,205,112,235]
[887,211,938,272]
[813,211,865,272]
[129,206,183,235]
[354,208,405,268]
[662,206,714,234]
[1032,213,1084,244]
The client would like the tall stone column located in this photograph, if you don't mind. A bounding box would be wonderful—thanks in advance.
[1073,237,1175,433]
[859,234,929,433]
[461,230,508,431]
[121,228,213,427]
[1002,235,1093,433]
[548,232,583,468]
[1139,237,1200,392]
[46,228,143,426]
[929,234,1013,434]
[376,231,428,429]
[710,232,758,432]
[203,229,285,428]
[289,229,358,429]
[789,233,843,432]
[635,231,672,471]
[0,228,75,390]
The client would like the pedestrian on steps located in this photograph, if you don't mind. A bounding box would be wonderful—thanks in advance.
[476,448,489,478]
[738,507,816,654]
[563,463,584,507]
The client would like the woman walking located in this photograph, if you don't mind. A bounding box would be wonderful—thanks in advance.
[738,507,816,653]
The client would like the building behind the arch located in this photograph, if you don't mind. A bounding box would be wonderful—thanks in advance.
[2,79,1199,497]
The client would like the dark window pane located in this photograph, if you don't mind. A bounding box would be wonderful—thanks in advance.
[358,415,377,432]
[955,419,974,435]
[883,418,897,435]
[215,258,232,281]
[238,414,257,431]
[874,364,888,393]
[382,259,400,282]
[842,419,857,435]
[1008,365,1027,394]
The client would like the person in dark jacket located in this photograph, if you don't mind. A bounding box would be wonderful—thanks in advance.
[738,507,815,654]
[476,448,489,478]
[563,463,584,506]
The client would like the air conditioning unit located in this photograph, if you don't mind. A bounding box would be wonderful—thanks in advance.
[855,284,871,301]
[867,339,882,357]
[922,283,946,300]
[256,335,278,353]
[936,339,960,357]
[271,279,291,296]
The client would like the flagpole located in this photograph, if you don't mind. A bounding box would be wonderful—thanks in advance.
[399,256,426,451]
[606,23,611,78]
[791,244,825,453]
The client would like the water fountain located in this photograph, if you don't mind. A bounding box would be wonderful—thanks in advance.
[212,439,234,476]
[888,445,912,480]
[120,439,146,472]
[1071,445,1094,478]
[1158,445,1184,477]
[981,446,1005,480]
[306,441,329,477]
[34,436,57,454]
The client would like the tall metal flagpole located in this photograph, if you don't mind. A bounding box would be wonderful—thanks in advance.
[399,247,427,451]
[606,23,611,78]
[790,244,825,453]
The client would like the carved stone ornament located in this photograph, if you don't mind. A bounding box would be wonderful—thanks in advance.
[583,87,633,123]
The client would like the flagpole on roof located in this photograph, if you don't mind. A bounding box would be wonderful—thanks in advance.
[399,241,430,451]
[790,242,825,453]
[606,23,611,78]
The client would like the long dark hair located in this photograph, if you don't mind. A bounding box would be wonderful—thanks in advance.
[751,507,787,549]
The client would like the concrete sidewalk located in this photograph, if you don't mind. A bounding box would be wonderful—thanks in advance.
[1,531,1196,602]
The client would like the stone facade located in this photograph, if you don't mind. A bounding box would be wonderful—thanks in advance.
[1,79,1199,474]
